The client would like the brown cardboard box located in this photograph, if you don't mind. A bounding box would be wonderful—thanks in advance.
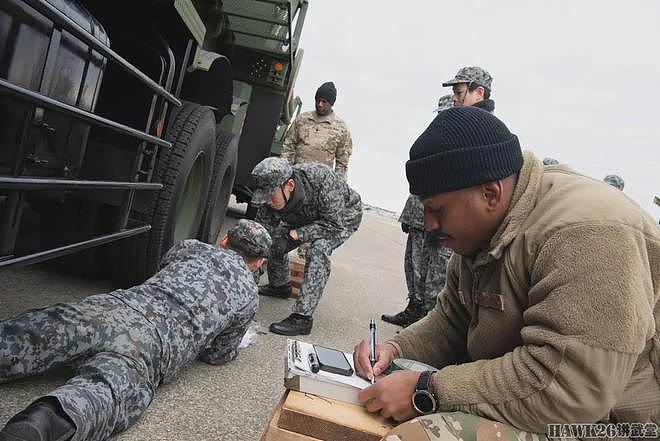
[289,255,305,298]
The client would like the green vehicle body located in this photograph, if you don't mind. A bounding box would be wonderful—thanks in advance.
[0,0,308,284]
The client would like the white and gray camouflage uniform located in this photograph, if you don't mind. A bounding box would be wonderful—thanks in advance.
[0,221,270,441]
[399,195,452,311]
[255,162,362,316]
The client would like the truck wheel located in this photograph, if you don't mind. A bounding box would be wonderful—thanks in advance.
[108,102,216,285]
[144,102,216,273]
[198,130,238,243]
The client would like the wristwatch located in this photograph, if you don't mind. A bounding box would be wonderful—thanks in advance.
[411,370,437,415]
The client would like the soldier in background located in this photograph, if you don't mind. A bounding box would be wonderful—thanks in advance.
[382,95,454,327]
[281,81,353,179]
[252,157,362,336]
[443,66,495,112]
[604,174,625,190]
[0,220,271,441]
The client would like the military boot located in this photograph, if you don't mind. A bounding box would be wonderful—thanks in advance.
[258,282,292,299]
[381,299,423,327]
[269,313,313,336]
[0,400,75,441]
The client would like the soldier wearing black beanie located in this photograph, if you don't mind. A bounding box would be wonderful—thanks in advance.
[315,81,337,106]
[354,101,659,440]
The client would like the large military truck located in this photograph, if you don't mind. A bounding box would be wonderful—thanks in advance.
[0,0,308,284]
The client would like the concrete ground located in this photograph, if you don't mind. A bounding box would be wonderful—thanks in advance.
[0,208,409,440]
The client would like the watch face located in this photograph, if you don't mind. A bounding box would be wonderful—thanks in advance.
[412,390,436,414]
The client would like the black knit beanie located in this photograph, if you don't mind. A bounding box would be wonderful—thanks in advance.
[315,82,337,105]
[406,106,522,196]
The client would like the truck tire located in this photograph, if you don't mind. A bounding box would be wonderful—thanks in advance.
[198,129,238,244]
[108,102,216,285]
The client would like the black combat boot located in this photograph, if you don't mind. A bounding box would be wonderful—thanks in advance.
[269,313,313,336]
[258,282,292,299]
[0,400,75,441]
[381,299,423,327]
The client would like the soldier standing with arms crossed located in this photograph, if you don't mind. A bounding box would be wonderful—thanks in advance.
[281,81,353,179]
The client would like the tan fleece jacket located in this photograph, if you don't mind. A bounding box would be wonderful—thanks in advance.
[389,152,660,431]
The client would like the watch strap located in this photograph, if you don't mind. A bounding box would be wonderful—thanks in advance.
[416,370,434,393]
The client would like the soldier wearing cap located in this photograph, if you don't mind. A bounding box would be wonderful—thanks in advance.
[382,95,453,327]
[281,81,354,180]
[251,157,362,335]
[604,174,625,191]
[443,66,495,113]
[0,220,271,441]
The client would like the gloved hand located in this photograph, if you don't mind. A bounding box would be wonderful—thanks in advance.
[401,223,410,234]
[270,236,291,257]
[271,234,300,257]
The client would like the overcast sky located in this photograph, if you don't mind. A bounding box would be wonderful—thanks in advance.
[289,0,659,218]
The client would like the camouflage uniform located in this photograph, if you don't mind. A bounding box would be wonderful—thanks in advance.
[603,174,625,190]
[382,412,561,441]
[399,195,452,311]
[281,110,353,179]
[254,159,362,316]
[0,222,271,441]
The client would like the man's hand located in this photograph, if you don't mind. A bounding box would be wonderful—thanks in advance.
[357,370,420,421]
[270,236,290,257]
[353,339,398,382]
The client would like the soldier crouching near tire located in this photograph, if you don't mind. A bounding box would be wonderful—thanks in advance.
[353,107,659,441]
[0,220,271,441]
[251,157,362,336]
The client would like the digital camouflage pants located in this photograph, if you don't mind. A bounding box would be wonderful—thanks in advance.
[0,294,162,441]
[382,412,558,441]
[405,229,453,311]
[268,227,357,316]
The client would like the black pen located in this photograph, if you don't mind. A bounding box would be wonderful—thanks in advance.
[369,318,376,384]
[308,351,320,373]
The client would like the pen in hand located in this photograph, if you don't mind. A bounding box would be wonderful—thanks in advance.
[369,318,376,384]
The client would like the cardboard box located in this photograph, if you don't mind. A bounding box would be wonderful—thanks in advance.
[290,256,305,297]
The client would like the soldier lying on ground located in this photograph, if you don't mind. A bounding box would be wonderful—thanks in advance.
[252,157,362,336]
[354,107,659,440]
[0,220,271,441]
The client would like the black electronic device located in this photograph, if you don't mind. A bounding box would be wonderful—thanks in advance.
[313,345,354,376]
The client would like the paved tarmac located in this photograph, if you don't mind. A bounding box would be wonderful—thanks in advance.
[0,208,409,440]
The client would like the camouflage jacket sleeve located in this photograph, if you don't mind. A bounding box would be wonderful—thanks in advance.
[198,296,258,365]
[296,181,346,242]
[334,124,353,179]
[280,117,299,164]
[255,205,280,237]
